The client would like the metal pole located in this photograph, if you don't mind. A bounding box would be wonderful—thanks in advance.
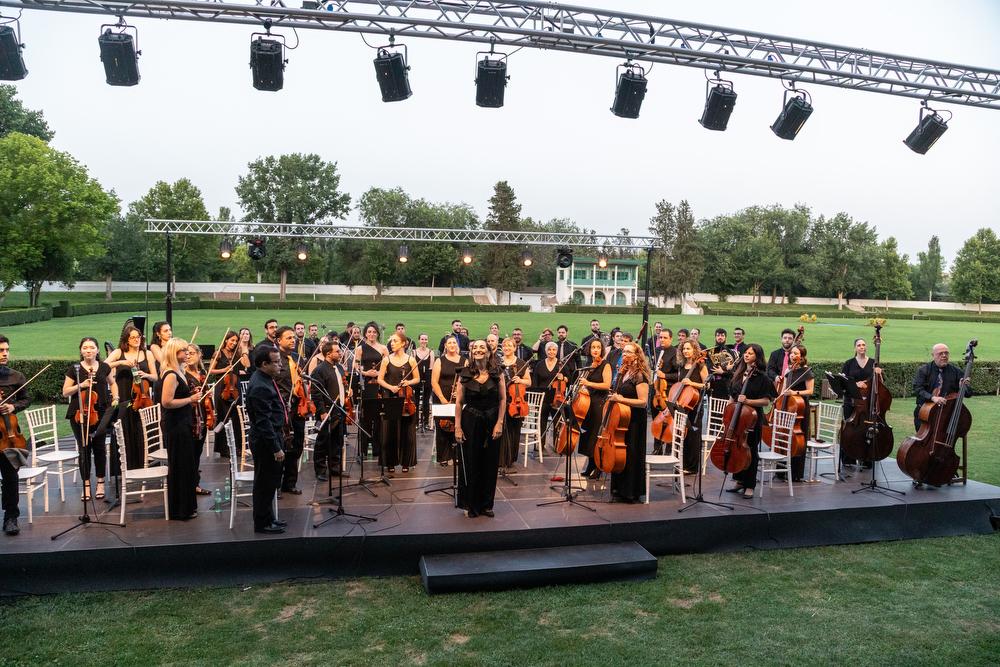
[165,231,174,327]
[641,245,654,343]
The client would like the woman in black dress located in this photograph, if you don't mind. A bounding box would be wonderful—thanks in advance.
[212,330,248,458]
[840,337,879,467]
[609,342,650,503]
[431,336,465,466]
[499,337,531,471]
[156,338,202,520]
[532,341,568,449]
[578,338,612,479]
[454,339,506,518]
[728,343,777,499]
[61,337,119,501]
[778,344,814,482]
[413,333,435,431]
[676,340,709,473]
[377,333,419,473]
[149,321,172,377]
[357,322,387,459]
[105,324,157,471]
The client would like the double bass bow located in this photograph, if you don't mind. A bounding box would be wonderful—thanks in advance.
[897,339,976,486]
[709,366,758,475]
[840,323,894,462]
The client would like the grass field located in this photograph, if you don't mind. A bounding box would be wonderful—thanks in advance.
[1,396,998,665]
[2,308,998,362]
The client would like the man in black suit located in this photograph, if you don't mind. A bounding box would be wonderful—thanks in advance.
[311,340,350,482]
[579,319,602,365]
[246,347,287,534]
[511,328,534,362]
[766,328,797,381]
[911,343,971,429]
[438,319,470,355]
[729,326,747,358]
[0,336,30,536]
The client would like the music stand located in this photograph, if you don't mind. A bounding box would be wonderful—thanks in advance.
[679,392,734,513]
[425,403,459,501]
[538,370,595,512]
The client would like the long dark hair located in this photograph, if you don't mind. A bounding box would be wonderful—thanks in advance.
[118,324,144,353]
[152,321,170,346]
[463,339,498,381]
[363,321,381,341]
[79,337,101,362]
[730,342,766,391]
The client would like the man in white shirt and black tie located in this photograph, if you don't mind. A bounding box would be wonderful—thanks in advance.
[311,339,351,482]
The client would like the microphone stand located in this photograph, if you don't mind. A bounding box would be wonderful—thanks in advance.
[678,390,733,513]
[538,368,594,512]
[351,345,383,496]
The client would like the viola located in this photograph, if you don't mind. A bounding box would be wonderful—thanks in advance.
[401,384,416,417]
[74,369,99,427]
[709,368,758,474]
[0,388,27,452]
[344,393,356,423]
[841,324,894,462]
[551,376,568,410]
[220,369,239,402]
[594,374,630,474]
[897,339,976,486]
[506,362,530,419]
[291,359,316,419]
[555,379,591,455]
[131,372,154,411]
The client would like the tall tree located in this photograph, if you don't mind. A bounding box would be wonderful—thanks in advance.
[0,133,117,305]
[482,181,526,303]
[950,228,1000,314]
[871,237,913,306]
[648,199,703,300]
[236,153,351,300]
[0,85,54,142]
[698,212,781,304]
[802,213,878,309]
[757,203,811,302]
[911,235,945,301]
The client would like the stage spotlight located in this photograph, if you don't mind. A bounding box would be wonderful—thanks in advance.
[556,247,573,268]
[219,239,233,260]
[248,237,266,261]
[699,76,737,131]
[475,52,509,108]
[771,87,813,140]
[904,102,950,155]
[296,243,308,261]
[398,244,409,263]
[461,246,474,265]
[610,61,647,119]
[521,250,533,268]
[597,254,608,269]
[0,22,27,81]
[98,23,141,87]
[250,32,286,92]
[374,43,412,102]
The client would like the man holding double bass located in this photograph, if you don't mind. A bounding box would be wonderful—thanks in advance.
[911,344,971,430]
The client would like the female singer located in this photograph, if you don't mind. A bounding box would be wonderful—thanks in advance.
[454,339,506,518]
[431,336,465,466]
[532,341,566,449]
[61,337,119,501]
[106,324,158,470]
[358,322,388,460]
[676,339,709,473]
[608,342,650,504]
[156,338,202,520]
[149,321,172,374]
[413,333,435,431]
[578,338,612,479]
[499,337,531,472]
[377,333,419,473]
[840,337,880,467]
[727,344,777,499]
[781,344,814,482]
[185,344,213,496]
[211,330,249,459]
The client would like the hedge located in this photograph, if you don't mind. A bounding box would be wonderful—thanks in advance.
[700,306,1000,323]
[197,300,529,313]
[52,299,200,318]
[555,305,681,315]
[0,306,52,327]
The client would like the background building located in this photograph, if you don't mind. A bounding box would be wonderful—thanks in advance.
[555,257,641,306]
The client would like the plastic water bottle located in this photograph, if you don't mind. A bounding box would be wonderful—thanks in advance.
[224,478,232,502]
[213,488,222,512]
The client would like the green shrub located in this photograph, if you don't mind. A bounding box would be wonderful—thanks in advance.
[0,307,52,327]
[555,305,681,315]
[199,300,528,313]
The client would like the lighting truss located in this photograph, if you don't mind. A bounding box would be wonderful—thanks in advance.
[3,0,998,110]
[145,218,662,250]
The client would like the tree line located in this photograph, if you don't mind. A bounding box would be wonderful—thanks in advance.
[2,84,998,310]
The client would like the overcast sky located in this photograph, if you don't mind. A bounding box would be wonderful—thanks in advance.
[9,0,1000,263]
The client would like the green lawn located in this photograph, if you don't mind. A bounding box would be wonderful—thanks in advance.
[2,308,998,362]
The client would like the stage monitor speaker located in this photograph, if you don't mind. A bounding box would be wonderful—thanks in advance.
[611,69,647,119]
[475,57,507,108]
[699,83,737,131]
[98,31,140,86]
[250,38,284,91]
[374,49,411,102]
[0,26,27,81]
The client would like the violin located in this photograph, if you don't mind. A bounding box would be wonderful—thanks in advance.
[594,373,630,474]
[841,324,894,462]
[547,353,574,410]
[291,357,316,419]
[131,372,154,411]
[74,368,99,427]
[220,368,239,402]
[0,388,27,452]
[709,367,758,474]
[505,360,530,419]
[188,369,214,439]
[897,339,976,486]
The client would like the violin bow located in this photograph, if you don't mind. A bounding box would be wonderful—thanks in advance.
[199,330,230,395]
[0,364,53,407]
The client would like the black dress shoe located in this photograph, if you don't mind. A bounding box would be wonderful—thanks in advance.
[283,488,303,495]
[255,523,285,534]
[316,474,328,482]
[3,517,18,536]
[481,509,495,517]
[272,519,288,527]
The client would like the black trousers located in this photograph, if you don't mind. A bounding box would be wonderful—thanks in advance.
[733,428,762,489]
[251,441,282,529]
[313,416,343,475]
[0,453,18,520]
[281,416,305,490]
[70,419,108,479]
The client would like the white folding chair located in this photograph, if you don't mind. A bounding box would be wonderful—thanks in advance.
[138,404,167,466]
[300,416,317,472]
[114,420,169,525]
[236,405,253,471]
[645,411,686,504]
[760,409,795,498]
[806,401,843,482]
[225,422,255,530]
[700,396,728,471]
[25,405,77,502]
[521,391,545,467]
[17,430,49,523]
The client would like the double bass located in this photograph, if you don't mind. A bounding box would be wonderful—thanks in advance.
[709,367,758,474]
[593,373,630,474]
[840,324,894,462]
[896,339,976,486]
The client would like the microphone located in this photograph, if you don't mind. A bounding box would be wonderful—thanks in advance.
[74,363,81,374]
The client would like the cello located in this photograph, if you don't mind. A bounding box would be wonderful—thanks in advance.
[554,374,590,455]
[840,324,894,462]
[896,339,976,486]
[761,368,807,457]
[650,348,706,444]
[593,373,630,474]
[709,367,758,474]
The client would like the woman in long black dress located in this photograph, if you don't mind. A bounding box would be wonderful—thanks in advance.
[378,333,419,473]
[778,344,814,482]
[61,337,119,501]
[413,334,435,431]
[578,338,612,479]
[211,330,248,458]
[840,337,879,467]
[105,324,157,471]
[156,338,202,520]
[728,344,777,499]
[431,336,465,466]
[532,341,567,450]
[357,322,387,459]
[675,340,709,473]
[609,342,650,503]
[499,337,531,472]
[454,340,506,518]
[148,321,172,377]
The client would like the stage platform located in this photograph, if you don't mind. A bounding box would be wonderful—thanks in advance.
[4,429,999,595]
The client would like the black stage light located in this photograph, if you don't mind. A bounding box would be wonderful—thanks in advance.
[98,24,140,87]
[475,53,508,108]
[0,23,27,81]
[556,247,573,268]
[699,78,737,131]
[611,61,647,119]
[374,46,412,102]
[296,243,308,261]
[250,35,286,92]
[597,254,608,269]
[521,250,533,268]
[398,244,409,263]
[904,102,950,155]
[461,246,474,265]
[248,238,267,261]
[771,88,813,140]
[219,239,234,260]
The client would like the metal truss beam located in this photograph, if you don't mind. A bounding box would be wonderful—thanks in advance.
[4,0,999,109]
[145,218,660,249]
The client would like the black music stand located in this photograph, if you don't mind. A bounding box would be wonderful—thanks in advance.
[538,370,595,512]
[679,392,734,513]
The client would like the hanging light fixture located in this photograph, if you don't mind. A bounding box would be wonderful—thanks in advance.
[398,244,409,263]
[610,60,647,119]
[0,18,27,81]
[556,247,574,268]
[248,237,266,260]
[98,20,141,87]
[903,101,951,154]
[461,246,474,265]
[296,243,308,261]
[699,73,737,131]
[597,254,609,269]
[374,34,411,102]
[521,250,533,268]
[475,40,509,108]
[219,239,233,260]
[771,85,814,140]
[250,25,287,92]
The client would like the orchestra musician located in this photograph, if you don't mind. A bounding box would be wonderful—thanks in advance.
[607,329,625,384]
[377,333,419,474]
[438,319,470,356]
[149,321,172,374]
[294,321,316,360]
[485,333,501,364]
[62,337,118,503]
[766,328,797,381]
[675,339,709,473]
[393,323,415,354]
[499,337,532,471]
[413,333,435,431]
[156,338,202,520]
[554,326,578,373]
[651,329,678,455]
[608,342,650,504]
[643,321,664,359]
[246,347,287,534]
[911,343,971,430]
[511,328,534,362]
[689,328,708,351]
[778,344,814,482]
[730,327,747,358]
[840,337,880,468]
[530,327,554,361]
[273,326,305,495]
[106,324,157,470]
[707,328,734,399]
[311,339,350,481]
[532,341,566,450]
[579,319,602,366]
[578,338,612,479]
[253,318,279,357]
[727,343,778,499]
[431,336,465,466]
[0,335,29,536]
[211,330,249,459]
[454,339,506,518]
[185,344,213,497]
[358,322,388,460]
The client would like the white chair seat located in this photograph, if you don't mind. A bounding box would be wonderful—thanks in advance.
[233,471,254,483]
[38,450,78,464]
[18,466,47,480]
[647,454,680,466]
[126,467,169,482]
[760,451,786,461]
[806,440,833,450]
[150,448,169,462]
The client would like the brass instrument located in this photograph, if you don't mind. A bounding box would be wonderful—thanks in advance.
[708,348,736,370]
